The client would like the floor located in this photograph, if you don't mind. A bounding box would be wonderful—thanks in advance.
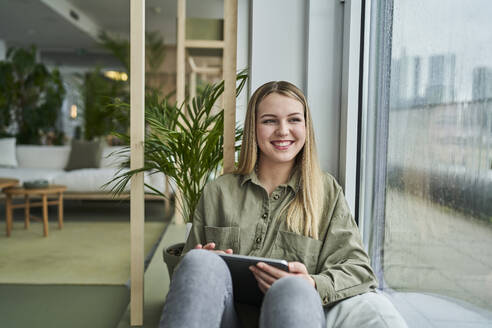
[383,190,492,327]
[0,199,172,328]
[117,223,186,328]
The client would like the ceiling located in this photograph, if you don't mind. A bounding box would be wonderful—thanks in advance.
[0,0,224,66]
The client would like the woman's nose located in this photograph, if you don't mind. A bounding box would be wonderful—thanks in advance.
[276,122,289,136]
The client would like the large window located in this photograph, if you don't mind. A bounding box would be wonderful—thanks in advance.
[361,0,492,325]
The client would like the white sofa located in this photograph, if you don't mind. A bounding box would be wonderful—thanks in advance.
[0,145,167,199]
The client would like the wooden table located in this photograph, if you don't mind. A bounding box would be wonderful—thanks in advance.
[3,185,67,237]
[0,178,19,189]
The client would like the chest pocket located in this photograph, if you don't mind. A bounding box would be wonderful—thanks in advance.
[270,230,323,273]
[204,226,240,253]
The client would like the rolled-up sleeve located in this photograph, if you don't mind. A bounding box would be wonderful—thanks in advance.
[311,191,378,306]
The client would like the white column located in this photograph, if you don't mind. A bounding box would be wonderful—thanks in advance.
[130,0,145,325]
[0,40,6,61]
[306,0,344,177]
[235,0,250,123]
[339,0,363,216]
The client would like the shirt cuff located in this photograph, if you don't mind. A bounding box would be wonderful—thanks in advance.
[311,274,336,306]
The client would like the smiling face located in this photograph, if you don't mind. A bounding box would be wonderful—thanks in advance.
[256,93,306,168]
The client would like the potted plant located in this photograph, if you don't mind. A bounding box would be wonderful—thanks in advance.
[107,72,247,276]
[0,45,65,143]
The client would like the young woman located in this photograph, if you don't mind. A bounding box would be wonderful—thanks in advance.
[159,81,407,328]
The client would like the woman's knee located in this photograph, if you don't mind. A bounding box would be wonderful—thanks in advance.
[264,276,321,308]
[268,276,318,300]
[261,276,325,327]
[325,292,408,328]
[177,249,230,277]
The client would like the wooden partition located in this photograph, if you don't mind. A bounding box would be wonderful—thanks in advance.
[130,0,145,325]
[129,0,239,324]
[222,0,238,174]
[175,0,238,221]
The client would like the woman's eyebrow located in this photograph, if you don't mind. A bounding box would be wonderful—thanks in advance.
[259,113,277,118]
[259,112,303,118]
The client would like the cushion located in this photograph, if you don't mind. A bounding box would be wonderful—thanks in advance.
[0,138,18,167]
[17,145,71,169]
[100,146,127,168]
[65,139,103,171]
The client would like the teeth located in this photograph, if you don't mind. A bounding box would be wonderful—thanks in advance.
[273,141,291,146]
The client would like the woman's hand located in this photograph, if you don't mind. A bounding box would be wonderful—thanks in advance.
[249,261,315,294]
[194,242,233,254]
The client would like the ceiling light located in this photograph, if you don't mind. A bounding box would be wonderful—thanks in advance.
[70,105,78,119]
[104,71,128,81]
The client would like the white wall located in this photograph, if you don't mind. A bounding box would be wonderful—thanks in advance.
[248,0,344,177]
[249,0,307,92]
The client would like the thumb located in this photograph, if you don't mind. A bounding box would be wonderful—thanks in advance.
[288,262,308,274]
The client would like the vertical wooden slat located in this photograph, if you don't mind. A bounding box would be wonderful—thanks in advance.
[24,194,30,229]
[6,194,12,237]
[174,0,186,225]
[176,0,186,107]
[58,192,63,229]
[190,71,197,104]
[42,194,48,237]
[223,0,238,174]
[130,0,145,325]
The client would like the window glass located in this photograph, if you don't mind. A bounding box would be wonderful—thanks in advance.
[363,0,492,324]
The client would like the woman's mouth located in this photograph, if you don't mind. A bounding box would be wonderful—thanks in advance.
[271,140,294,150]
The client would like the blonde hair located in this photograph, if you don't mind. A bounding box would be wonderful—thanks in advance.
[236,81,324,239]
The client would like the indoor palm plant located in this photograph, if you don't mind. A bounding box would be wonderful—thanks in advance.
[107,72,247,275]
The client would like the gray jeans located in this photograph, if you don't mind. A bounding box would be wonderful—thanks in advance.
[159,249,326,328]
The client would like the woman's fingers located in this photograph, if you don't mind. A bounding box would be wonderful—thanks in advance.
[288,262,316,287]
[251,271,270,294]
[195,243,233,254]
[203,242,216,250]
[249,265,277,285]
[288,261,309,274]
[256,262,289,279]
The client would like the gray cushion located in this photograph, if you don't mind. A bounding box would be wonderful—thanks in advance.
[0,137,18,167]
[65,140,103,171]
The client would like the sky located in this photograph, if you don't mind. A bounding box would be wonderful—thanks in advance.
[391,0,492,101]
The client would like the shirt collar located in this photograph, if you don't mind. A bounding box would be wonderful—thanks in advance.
[240,168,301,194]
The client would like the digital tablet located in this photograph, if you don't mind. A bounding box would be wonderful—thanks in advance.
[218,253,289,306]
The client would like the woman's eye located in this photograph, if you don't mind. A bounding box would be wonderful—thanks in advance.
[262,119,276,124]
[289,117,302,123]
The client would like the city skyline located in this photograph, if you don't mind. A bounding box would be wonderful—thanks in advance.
[390,50,492,108]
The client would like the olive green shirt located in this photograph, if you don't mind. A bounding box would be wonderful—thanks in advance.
[183,170,378,306]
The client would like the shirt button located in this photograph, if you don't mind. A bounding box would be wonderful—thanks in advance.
[262,213,268,219]
[273,194,279,200]
[256,237,262,244]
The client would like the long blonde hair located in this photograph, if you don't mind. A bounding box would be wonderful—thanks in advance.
[236,81,324,239]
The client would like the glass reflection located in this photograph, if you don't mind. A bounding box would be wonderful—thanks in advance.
[384,0,492,312]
